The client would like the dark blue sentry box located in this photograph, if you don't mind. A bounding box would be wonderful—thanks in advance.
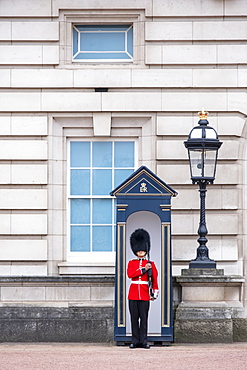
[110,166,177,345]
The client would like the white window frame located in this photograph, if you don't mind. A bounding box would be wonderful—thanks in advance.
[59,9,145,67]
[67,138,138,263]
[72,24,133,63]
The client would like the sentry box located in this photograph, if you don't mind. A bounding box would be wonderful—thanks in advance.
[110,166,177,345]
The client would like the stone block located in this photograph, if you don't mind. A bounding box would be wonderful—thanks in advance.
[12,69,73,88]
[218,45,247,64]
[157,164,190,185]
[161,92,227,112]
[43,45,59,65]
[0,46,42,65]
[45,287,90,301]
[0,140,47,160]
[158,163,238,186]
[145,22,192,41]
[218,141,239,160]
[41,92,101,112]
[224,287,240,302]
[11,214,47,235]
[0,265,11,275]
[217,115,244,137]
[153,0,223,17]
[182,286,224,301]
[0,306,114,342]
[11,164,47,184]
[238,69,247,88]
[162,45,217,65]
[157,140,187,160]
[157,115,193,136]
[225,0,247,16]
[11,116,47,135]
[228,92,247,115]
[90,286,114,301]
[54,0,151,14]
[50,160,64,185]
[172,239,204,261]
[1,287,45,301]
[0,116,11,136]
[145,45,162,64]
[10,264,47,276]
[221,240,238,261]
[0,214,11,234]
[132,69,192,88]
[0,165,11,184]
[172,238,239,262]
[233,319,247,341]
[12,22,59,41]
[172,214,194,235]
[0,69,10,87]
[193,21,247,40]
[0,0,52,16]
[102,92,162,112]
[74,69,131,88]
[93,113,111,136]
[207,214,238,235]
[0,189,47,209]
[0,22,11,40]
[215,164,239,185]
[174,319,233,343]
[0,240,47,261]
[0,92,41,112]
[193,69,237,87]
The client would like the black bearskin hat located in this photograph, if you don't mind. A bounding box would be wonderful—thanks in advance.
[130,228,150,255]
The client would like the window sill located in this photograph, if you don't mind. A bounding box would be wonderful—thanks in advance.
[58,262,115,276]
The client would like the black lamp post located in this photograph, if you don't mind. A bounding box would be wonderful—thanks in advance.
[184,110,222,268]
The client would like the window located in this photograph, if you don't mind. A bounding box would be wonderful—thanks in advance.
[68,140,136,261]
[72,25,133,62]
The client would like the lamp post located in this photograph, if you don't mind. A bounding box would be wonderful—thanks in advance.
[184,110,222,268]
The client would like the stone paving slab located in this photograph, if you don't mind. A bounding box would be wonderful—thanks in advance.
[0,343,247,370]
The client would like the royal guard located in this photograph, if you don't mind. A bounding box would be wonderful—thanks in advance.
[127,228,159,349]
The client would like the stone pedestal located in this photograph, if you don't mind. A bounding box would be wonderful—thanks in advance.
[174,269,245,343]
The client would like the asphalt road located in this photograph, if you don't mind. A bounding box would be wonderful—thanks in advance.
[0,343,247,370]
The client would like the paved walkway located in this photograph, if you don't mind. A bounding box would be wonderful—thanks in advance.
[0,343,247,370]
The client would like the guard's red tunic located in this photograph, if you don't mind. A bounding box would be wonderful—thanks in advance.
[127,258,159,301]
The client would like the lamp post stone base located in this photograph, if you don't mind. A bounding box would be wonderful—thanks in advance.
[174,269,245,343]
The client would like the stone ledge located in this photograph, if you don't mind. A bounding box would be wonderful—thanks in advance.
[0,275,115,286]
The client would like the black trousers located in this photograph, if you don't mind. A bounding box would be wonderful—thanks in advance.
[129,300,150,345]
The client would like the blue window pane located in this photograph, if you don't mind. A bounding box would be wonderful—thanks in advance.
[114,169,134,188]
[92,226,112,251]
[114,142,134,167]
[93,142,112,167]
[80,32,125,52]
[73,27,79,55]
[127,26,133,56]
[71,199,90,224]
[92,169,112,195]
[74,52,131,60]
[70,169,90,195]
[71,226,90,251]
[70,142,90,167]
[92,199,112,224]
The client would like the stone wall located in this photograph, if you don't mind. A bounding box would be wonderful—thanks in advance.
[0,0,246,339]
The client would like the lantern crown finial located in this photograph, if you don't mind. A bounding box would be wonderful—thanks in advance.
[198,109,208,120]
